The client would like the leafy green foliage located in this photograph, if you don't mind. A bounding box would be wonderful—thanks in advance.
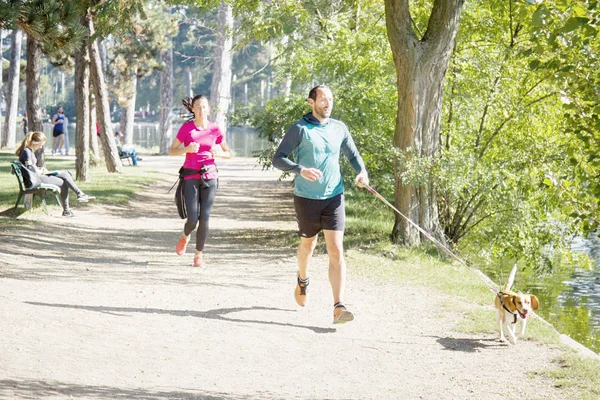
[434,0,599,272]
[106,2,178,106]
[4,0,88,64]
[524,0,600,223]
[236,0,397,193]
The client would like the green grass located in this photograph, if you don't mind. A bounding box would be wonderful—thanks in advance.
[0,150,163,214]
[534,351,600,399]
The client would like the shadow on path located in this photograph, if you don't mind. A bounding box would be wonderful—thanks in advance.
[0,379,289,400]
[25,302,336,334]
[433,336,506,352]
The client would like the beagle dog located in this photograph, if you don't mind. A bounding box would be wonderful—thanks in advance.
[493,266,539,344]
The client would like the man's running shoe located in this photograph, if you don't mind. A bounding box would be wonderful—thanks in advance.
[333,302,354,324]
[294,275,309,306]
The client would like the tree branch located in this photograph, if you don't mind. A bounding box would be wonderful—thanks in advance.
[423,0,464,45]
[454,206,516,242]
[384,0,418,50]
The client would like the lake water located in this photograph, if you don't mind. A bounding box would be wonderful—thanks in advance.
[43,122,269,158]
[44,121,600,354]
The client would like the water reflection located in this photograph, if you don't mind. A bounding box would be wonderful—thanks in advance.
[43,122,268,158]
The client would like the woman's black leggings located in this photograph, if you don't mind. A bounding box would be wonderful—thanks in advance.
[183,178,217,252]
[40,171,83,212]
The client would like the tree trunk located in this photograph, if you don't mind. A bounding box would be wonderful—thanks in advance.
[89,92,101,162]
[209,2,233,134]
[185,67,193,98]
[25,34,45,167]
[0,30,4,140]
[2,29,22,149]
[159,36,174,155]
[119,74,136,146]
[74,28,90,181]
[87,16,121,172]
[384,0,464,246]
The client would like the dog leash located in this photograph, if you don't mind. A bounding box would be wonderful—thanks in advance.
[363,184,557,330]
[363,184,499,293]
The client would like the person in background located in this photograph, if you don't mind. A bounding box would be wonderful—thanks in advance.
[51,106,66,156]
[16,131,96,217]
[169,94,232,268]
[114,131,140,166]
[21,112,28,136]
[272,85,369,325]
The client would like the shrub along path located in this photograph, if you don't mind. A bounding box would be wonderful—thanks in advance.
[0,155,584,399]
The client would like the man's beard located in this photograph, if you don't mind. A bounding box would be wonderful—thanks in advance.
[315,107,331,119]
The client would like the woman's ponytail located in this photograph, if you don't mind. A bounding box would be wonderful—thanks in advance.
[15,131,46,156]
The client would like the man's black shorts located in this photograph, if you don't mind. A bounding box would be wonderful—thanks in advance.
[293,193,345,238]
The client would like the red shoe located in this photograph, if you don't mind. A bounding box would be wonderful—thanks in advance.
[176,235,190,255]
[193,256,206,268]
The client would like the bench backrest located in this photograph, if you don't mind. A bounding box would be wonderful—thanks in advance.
[10,161,27,192]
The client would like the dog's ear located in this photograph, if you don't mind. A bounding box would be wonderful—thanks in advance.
[530,295,539,311]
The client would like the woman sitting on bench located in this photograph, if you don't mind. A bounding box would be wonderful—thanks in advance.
[16,131,96,217]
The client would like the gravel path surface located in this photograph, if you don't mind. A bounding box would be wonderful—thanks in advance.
[0,156,578,399]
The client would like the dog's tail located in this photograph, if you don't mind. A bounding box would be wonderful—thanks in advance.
[503,264,517,291]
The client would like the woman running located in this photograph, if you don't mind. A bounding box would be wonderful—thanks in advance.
[169,94,232,267]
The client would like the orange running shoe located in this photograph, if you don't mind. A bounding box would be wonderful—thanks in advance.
[175,235,190,256]
[294,275,309,306]
[333,303,354,324]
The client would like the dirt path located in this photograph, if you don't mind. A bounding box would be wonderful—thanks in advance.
[0,156,580,399]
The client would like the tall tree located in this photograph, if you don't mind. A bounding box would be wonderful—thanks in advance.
[74,18,90,181]
[25,34,45,167]
[0,30,4,139]
[88,19,122,173]
[72,0,149,173]
[106,3,176,145]
[89,92,101,162]
[1,29,22,149]
[159,18,175,155]
[12,0,86,166]
[209,2,233,133]
[384,0,464,245]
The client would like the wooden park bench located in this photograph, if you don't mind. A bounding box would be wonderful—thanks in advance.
[10,161,61,214]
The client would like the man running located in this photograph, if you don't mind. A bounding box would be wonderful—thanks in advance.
[272,85,369,324]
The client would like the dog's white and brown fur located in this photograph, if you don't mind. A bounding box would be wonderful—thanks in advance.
[493,266,539,344]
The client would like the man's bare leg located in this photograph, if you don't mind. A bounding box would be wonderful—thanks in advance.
[294,234,318,306]
[297,234,318,280]
[323,229,345,304]
[324,229,353,323]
